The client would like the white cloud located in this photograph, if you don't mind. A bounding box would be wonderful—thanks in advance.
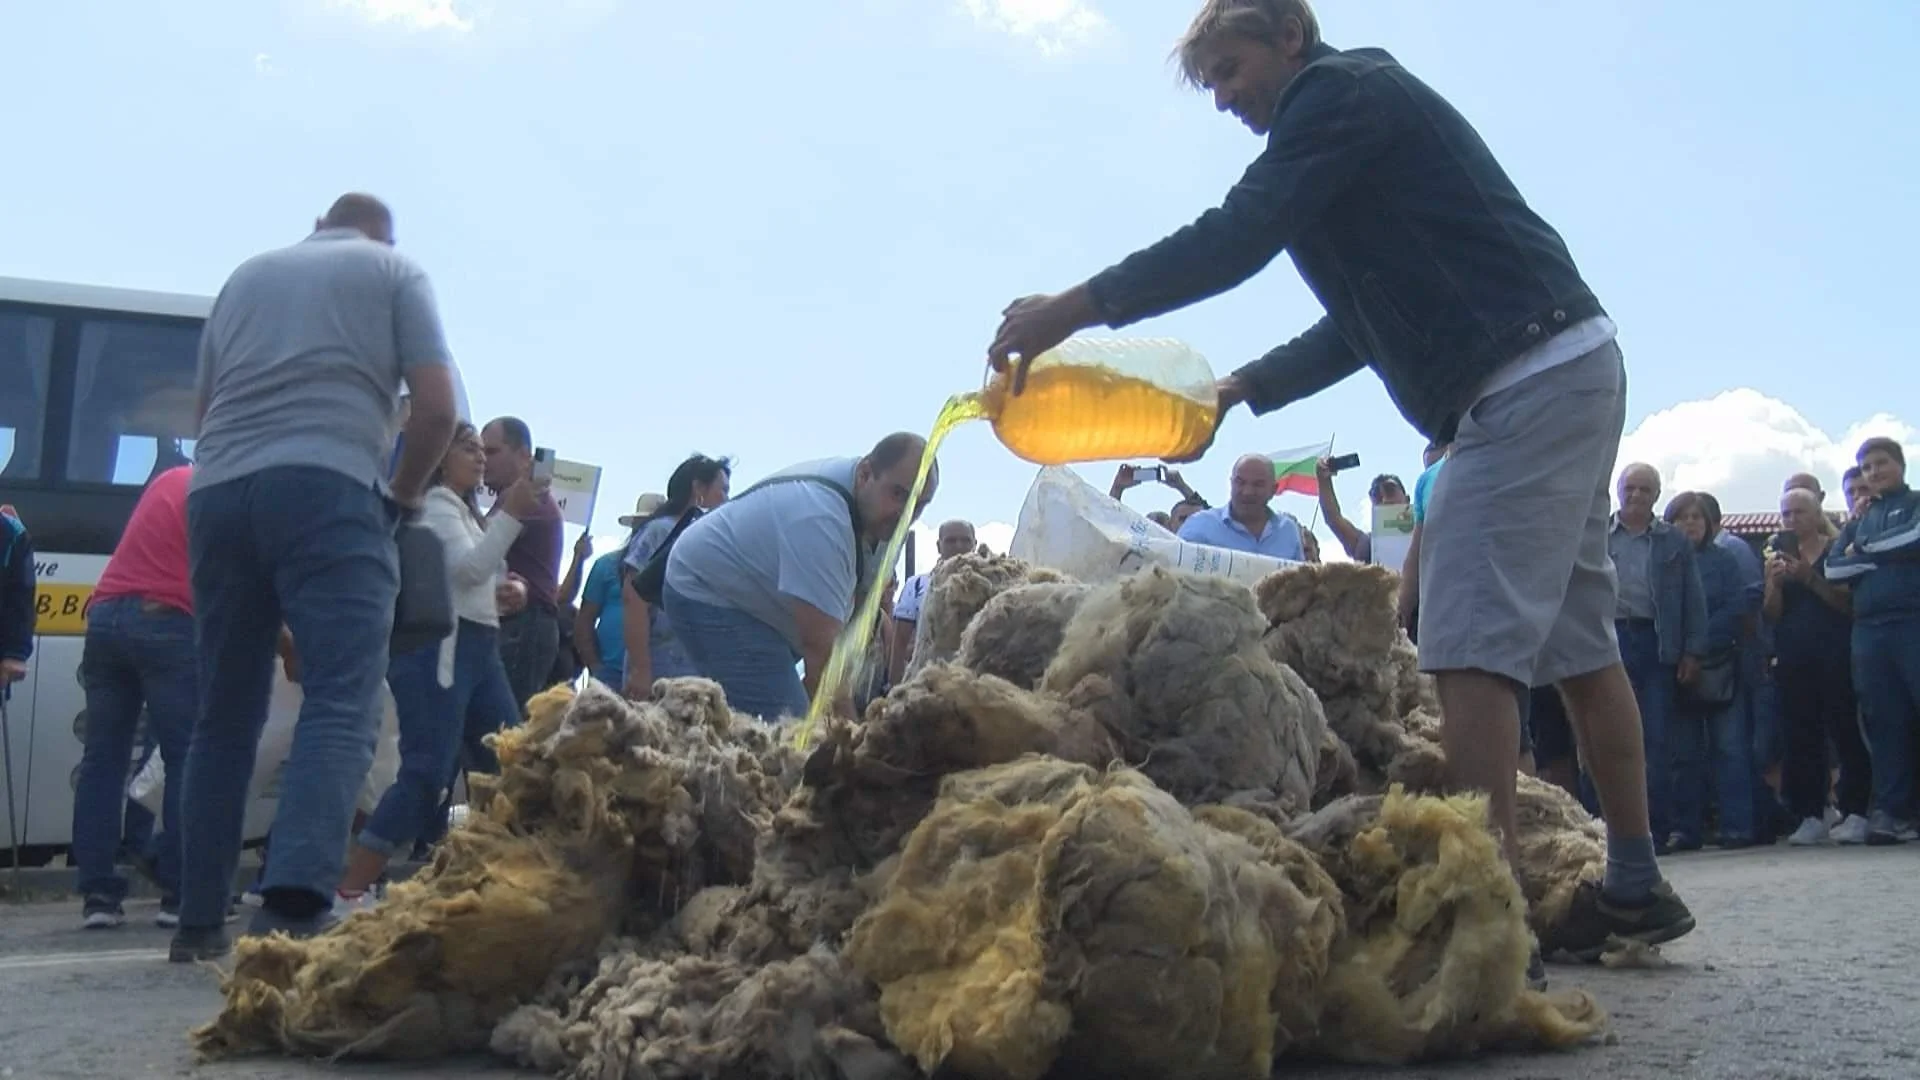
[961,0,1108,55]
[253,52,280,76]
[1616,389,1913,515]
[331,0,475,32]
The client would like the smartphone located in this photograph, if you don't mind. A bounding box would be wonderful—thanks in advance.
[1141,465,1168,483]
[1326,452,1361,473]
[531,447,557,484]
[1770,530,1800,559]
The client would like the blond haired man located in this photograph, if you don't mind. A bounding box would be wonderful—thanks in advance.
[987,0,1692,973]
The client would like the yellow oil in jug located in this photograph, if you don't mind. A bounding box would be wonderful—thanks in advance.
[795,391,985,748]
[980,363,1218,465]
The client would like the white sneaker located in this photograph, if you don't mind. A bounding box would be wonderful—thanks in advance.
[1787,817,1829,846]
[1824,806,1842,828]
[1831,814,1871,845]
[334,889,380,916]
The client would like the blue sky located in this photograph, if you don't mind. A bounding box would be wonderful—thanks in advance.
[3,0,1915,561]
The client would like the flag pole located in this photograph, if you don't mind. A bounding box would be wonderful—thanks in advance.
[1307,432,1333,531]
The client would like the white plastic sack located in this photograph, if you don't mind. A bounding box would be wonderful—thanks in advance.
[1008,466,1298,586]
[129,677,402,818]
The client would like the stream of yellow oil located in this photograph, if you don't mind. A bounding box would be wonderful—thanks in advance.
[793,391,987,749]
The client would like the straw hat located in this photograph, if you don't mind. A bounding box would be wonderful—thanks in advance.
[618,493,669,528]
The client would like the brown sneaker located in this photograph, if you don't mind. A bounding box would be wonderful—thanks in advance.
[1541,879,1696,962]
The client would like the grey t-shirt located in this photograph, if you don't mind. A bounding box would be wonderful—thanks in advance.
[193,228,452,492]
[665,457,880,650]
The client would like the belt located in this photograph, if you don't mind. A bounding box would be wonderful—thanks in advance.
[1615,617,1655,628]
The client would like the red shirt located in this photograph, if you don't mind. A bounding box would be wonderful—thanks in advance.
[94,466,195,615]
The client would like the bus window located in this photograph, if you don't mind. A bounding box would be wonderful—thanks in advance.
[0,311,54,480]
[67,319,200,486]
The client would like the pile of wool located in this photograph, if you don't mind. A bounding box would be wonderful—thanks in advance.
[1041,566,1325,811]
[1515,773,1608,935]
[848,759,1604,1080]
[845,757,1345,1080]
[1285,788,1606,1063]
[490,664,1122,1079]
[1256,562,1441,789]
[953,581,1091,690]
[193,680,805,1061]
[904,552,1071,678]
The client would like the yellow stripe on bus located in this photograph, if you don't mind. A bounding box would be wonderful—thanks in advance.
[35,584,94,636]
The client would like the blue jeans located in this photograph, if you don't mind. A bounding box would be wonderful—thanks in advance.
[499,606,560,709]
[72,597,197,903]
[1670,691,1755,844]
[180,467,399,928]
[1854,617,1920,821]
[662,583,808,720]
[1586,620,1674,839]
[362,621,517,856]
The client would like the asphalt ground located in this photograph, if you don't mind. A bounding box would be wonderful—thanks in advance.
[2,843,1915,1079]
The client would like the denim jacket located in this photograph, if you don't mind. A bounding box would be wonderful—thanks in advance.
[1627,519,1709,665]
[1692,540,1751,654]
[1085,42,1607,444]
[1827,484,1920,624]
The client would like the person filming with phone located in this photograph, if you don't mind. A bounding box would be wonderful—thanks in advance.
[1766,486,1868,846]
[481,417,564,709]
[1174,453,1306,561]
[1109,463,1207,525]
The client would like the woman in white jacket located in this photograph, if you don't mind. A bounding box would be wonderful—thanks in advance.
[334,422,543,901]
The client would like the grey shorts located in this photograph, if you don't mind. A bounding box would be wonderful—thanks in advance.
[1417,339,1627,687]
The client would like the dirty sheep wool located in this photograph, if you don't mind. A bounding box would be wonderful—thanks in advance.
[193,556,1615,1077]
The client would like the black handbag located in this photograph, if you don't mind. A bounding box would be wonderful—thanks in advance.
[391,515,455,656]
[1680,647,1740,709]
[631,506,707,606]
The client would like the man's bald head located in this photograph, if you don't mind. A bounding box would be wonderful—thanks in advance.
[1229,454,1276,515]
[316,193,395,245]
[1783,472,1824,501]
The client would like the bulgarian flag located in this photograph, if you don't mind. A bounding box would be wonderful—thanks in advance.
[1270,440,1334,497]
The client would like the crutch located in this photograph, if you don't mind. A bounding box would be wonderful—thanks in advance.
[2,688,22,894]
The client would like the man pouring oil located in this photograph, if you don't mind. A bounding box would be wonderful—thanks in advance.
[984,0,1692,977]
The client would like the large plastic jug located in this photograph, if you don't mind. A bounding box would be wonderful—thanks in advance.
[980,337,1220,465]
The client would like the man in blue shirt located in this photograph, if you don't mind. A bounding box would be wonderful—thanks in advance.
[1176,453,1306,561]
[1826,436,1920,844]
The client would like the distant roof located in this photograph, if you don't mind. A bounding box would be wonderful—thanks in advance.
[1721,510,1845,537]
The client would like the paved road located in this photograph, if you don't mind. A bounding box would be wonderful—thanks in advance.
[4,844,1916,1079]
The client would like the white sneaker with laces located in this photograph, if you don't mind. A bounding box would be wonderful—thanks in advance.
[1787,817,1829,846]
[1831,814,1871,845]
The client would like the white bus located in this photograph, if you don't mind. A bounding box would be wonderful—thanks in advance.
[0,276,285,864]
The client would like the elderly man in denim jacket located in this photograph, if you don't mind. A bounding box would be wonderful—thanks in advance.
[1606,465,1708,849]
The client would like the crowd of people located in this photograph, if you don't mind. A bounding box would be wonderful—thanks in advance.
[18,0,1920,1002]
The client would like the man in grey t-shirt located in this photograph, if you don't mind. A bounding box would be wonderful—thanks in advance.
[169,193,459,962]
[663,432,937,720]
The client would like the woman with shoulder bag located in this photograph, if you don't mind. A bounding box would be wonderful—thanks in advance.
[1665,492,1758,850]
[333,422,540,905]
[619,455,731,700]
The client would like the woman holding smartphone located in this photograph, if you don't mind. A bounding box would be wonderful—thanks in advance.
[1766,486,1868,846]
